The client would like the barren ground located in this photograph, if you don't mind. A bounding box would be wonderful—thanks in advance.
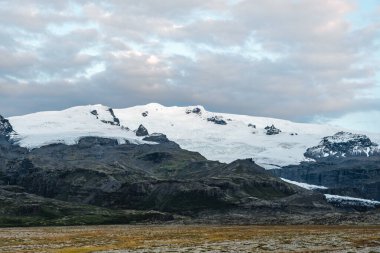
[0,225,379,253]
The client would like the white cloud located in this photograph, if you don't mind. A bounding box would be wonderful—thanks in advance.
[0,0,378,129]
[146,55,160,65]
[317,110,380,133]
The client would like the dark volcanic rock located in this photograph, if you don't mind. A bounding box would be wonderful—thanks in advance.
[108,108,120,125]
[0,187,173,227]
[305,131,380,160]
[100,108,121,126]
[143,133,170,143]
[272,156,380,201]
[192,107,201,114]
[138,151,173,163]
[186,107,202,115]
[90,110,98,118]
[265,125,281,135]
[3,132,380,224]
[0,115,13,139]
[136,124,149,136]
[273,132,380,203]
[77,137,119,147]
[207,116,227,125]
[0,136,318,215]
[324,194,380,210]
[142,111,149,117]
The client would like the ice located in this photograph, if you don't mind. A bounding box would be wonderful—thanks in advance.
[281,178,328,190]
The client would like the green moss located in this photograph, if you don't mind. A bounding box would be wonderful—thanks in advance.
[0,210,172,227]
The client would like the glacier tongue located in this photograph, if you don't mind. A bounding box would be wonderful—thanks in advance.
[324,194,380,208]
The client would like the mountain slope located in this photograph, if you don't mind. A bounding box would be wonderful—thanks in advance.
[273,156,380,201]
[114,104,340,168]
[8,105,148,149]
[0,129,339,224]
[0,136,308,212]
[0,186,172,227]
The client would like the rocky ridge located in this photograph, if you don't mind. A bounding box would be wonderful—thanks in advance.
[207,116,227,125]
[272,156,380,202]
[0,115,13,139]
[305,131,380,160]
[274,132,380,202]
[265,125,281,135]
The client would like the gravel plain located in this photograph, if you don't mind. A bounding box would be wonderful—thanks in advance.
[0,225,379,253]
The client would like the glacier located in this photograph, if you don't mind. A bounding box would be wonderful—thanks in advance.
[7,103,380,169]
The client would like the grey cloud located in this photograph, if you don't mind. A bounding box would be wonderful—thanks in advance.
[0,0,379,122]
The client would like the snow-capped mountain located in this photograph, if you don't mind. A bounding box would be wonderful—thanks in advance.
[6,103,380,169]
[8,105,150,148]
[305,131,380,159]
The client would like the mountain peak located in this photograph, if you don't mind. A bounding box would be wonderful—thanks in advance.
[7,105,149,149]
[305,131,380,160]
[144,102,165,108]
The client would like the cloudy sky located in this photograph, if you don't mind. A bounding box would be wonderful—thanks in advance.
[0,0,379,132]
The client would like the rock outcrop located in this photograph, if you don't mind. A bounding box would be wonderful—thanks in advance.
[272,156,380,201]
[265,125,281,135]
[90,110,99,118]
[143,133,171,143]
[273,132,380,202]
[0,115,13,138]
[186,107,202,115]
[305,132,380,160]
[207,116,227,125]
[136,124,149,136]
[101,108,120,126]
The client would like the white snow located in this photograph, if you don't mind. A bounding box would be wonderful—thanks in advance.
[324,132,361,143]
[114,103,371,168]
[8,103,380,168]
[324,194,380,208]
[279,179,380,207]
[8,105,148,148]
[281,178,328,190]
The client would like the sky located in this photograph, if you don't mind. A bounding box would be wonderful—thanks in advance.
[0,0,379,132]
